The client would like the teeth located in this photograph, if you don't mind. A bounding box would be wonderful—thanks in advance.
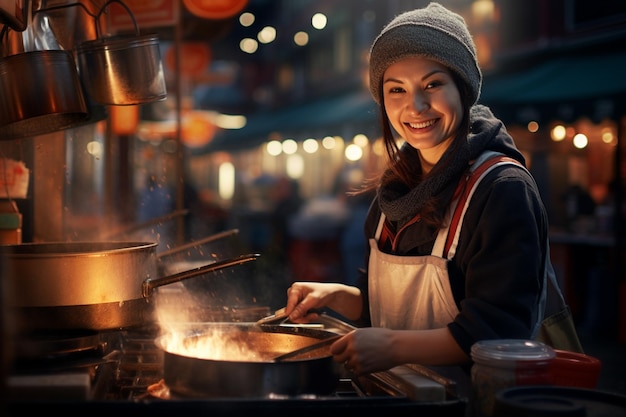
[409,120,436,129]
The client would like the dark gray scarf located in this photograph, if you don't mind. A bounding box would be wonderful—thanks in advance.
[378,105,523,224]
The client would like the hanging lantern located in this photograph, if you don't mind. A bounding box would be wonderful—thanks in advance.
[111,105,140,135]
[183,0,248,19]
[181,111,217,147]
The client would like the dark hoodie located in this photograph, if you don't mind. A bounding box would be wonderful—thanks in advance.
[360,105,550,358]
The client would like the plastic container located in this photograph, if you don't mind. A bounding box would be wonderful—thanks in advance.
[471,339,556,417]
[550,349,602,389]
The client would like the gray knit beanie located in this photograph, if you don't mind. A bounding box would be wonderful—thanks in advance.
[369,2,482,105]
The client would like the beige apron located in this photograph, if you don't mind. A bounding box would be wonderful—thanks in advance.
[368,152,528,330]
[368,216,459,329]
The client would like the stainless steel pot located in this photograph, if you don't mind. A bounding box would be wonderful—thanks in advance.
[76,1,166,105]
[0,49,88,140]
[156,324,341,397]
[0,242,259,331]
[76,34,166,105]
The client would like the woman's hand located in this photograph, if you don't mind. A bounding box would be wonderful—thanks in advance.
[285,282,363,322]
[332,327,470,375]
[331,327,399,375]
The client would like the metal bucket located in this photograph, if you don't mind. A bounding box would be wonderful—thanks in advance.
[76,0,166,105]
[77,34,166,105]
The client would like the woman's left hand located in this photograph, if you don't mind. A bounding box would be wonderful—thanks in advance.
[331,327,399,375]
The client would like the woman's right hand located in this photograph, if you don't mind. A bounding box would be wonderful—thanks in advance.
[285,281,363,323]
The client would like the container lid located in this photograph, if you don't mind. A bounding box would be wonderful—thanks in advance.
[471,339,555,365]
[494,386,626,417]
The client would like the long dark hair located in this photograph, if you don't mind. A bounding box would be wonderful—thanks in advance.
[357,71,472,228]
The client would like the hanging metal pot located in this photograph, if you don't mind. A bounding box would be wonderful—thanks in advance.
[76,0,166,105]
[0,27,89,140]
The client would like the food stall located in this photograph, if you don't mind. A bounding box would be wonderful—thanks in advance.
[2,2,625,416]
[0,1,469,415]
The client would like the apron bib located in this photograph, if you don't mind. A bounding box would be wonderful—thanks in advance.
[368,237,457,329]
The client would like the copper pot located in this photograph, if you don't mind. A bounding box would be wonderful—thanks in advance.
[0,242,259,331]
[77,34,166,105]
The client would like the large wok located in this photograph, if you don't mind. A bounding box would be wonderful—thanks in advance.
[155,323,341,398]
[0,241,259,332]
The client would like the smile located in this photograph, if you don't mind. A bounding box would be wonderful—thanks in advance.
[407,119,437,129]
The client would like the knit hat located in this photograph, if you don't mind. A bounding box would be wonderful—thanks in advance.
[369,2,482,105]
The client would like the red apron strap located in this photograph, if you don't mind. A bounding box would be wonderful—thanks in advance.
[443,156,522,258]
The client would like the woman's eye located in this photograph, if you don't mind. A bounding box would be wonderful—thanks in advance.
[425,80,443,89]
[387,86,405,94]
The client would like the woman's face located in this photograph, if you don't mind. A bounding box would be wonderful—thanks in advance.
[382,57,463,161]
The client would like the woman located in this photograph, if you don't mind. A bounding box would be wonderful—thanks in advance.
[284,3,554,376]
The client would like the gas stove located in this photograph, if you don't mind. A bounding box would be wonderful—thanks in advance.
[3,314,467,417]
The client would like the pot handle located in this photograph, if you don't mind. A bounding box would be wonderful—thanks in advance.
[142,253,260,298]
[95,0,139,38]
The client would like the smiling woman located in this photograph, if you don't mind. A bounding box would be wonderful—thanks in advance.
[280,2,579,383]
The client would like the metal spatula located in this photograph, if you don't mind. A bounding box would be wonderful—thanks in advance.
[255,307,290,326]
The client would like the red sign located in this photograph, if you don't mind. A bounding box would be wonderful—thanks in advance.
[107,0,179,32]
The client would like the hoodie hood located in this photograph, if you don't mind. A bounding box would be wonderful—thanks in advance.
[467,104,526,165]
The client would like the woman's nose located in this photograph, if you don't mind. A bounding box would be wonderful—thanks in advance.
[410,92,430,113]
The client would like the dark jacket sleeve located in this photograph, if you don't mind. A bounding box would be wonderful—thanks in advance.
[447,165,549,355]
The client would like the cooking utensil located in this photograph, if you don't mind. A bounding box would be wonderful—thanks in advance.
[155,324,340,398]
[76,0,166,105]
[255,307,331,327]
[142,254,259,298]
[255,307,289,326]
[273,334,341,362]
[0,241,259,331]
